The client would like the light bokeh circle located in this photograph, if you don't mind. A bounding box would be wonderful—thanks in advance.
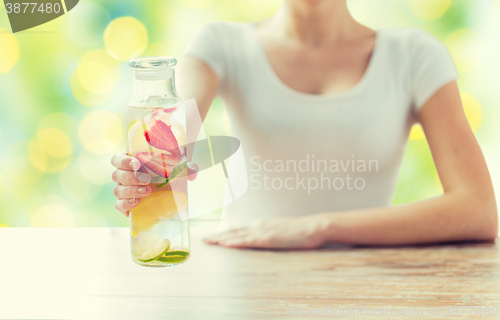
[78,152,106,185]
[460,92,483,132]
[0,170,3,198]
[76,50,120,94]
[29,139,49,173]
[409,124,425,141]
[28,125,73,174]
[36,128,73,158]
[0,29,20,74]
[407,0,451,20]
[445,29,485,74]
[38,112,80,146]
[177,0,214,10]
[30,204,75,227]
[79,110,124,154]
[59,163,101,202]
[5,140,44,184]
[28,138,72,173]
[71,50,121,106]
[104,17,148,61]
[71,74,113,107]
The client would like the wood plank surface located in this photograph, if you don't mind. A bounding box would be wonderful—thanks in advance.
[0,228,498,319]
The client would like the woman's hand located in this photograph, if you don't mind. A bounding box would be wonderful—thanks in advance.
[203,217,326,249]
[111,153,152,217]
[111,153,198,217]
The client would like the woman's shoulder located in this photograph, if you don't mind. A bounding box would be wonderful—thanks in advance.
[377,27,452,70]
[380,27,445,51]
[185,21,253,57]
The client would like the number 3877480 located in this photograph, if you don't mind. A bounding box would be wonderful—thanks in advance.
[5,2,62,14]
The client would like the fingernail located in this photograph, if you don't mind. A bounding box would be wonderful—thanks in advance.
[137,173,150,183]
[129,159,140,170]
[188,163,199,172]
[138,187,147,194]
[129,198,136,204]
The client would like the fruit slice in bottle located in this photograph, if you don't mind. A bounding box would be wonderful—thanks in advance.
[163,250,190,257]
[131,191,188,235]
[132,231,171,262]
[157,256,188,263]
[127,108,186,158]
[157,248,190,263]
[135,152,180,177]
[144,119,181,158]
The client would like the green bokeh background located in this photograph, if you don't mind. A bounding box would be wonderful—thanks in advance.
[0,0,499,228]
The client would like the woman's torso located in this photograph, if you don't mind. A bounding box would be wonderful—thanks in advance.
[193,22,420,224]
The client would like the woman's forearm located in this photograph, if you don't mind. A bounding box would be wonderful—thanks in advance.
[316,191,498,245]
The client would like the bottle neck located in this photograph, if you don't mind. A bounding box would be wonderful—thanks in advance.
[131,69,180,104]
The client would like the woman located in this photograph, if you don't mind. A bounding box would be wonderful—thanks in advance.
[111,0,498,248]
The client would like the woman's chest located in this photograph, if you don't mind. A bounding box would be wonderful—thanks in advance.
[222,27,413,169]
[259,36,376,95]
[226,81,413,170]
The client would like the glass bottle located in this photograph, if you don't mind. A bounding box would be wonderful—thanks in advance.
[126,56,190,267]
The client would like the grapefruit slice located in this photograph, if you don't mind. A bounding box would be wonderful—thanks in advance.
[127,108,186,158]
[144,120,181,158]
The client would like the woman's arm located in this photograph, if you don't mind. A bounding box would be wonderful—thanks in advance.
[204,81,498,248]
[318,81,497,245]
[176,56,219,122]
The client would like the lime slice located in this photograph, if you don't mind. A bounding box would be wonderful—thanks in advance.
[132,232,170,262]
[163,250,190,257]
[157,255,188,263]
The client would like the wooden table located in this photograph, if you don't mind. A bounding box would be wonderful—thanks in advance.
[0,228,498,319]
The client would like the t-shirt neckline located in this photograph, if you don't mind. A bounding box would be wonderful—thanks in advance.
[248,23,385,101]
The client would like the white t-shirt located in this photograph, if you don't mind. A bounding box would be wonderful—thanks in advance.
[183,22,459,224]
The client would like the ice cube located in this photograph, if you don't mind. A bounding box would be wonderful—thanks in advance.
[147,95,162,104]
[157,98,169,105]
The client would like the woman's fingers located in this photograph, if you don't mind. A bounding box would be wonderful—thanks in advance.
[111,153,150,217]
[111,169,151,186]
[205,232,257,248]
[111,153,141,170]
[113,185,152,199]
[203,227,250,244]
[218,236,255,248]
[115,198,141,217]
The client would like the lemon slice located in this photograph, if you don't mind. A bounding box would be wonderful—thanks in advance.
[130,191,188,235]
[132,231,170,262]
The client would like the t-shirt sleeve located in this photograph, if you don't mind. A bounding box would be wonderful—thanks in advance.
[182,23,227,83]
[410,29,459,113]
